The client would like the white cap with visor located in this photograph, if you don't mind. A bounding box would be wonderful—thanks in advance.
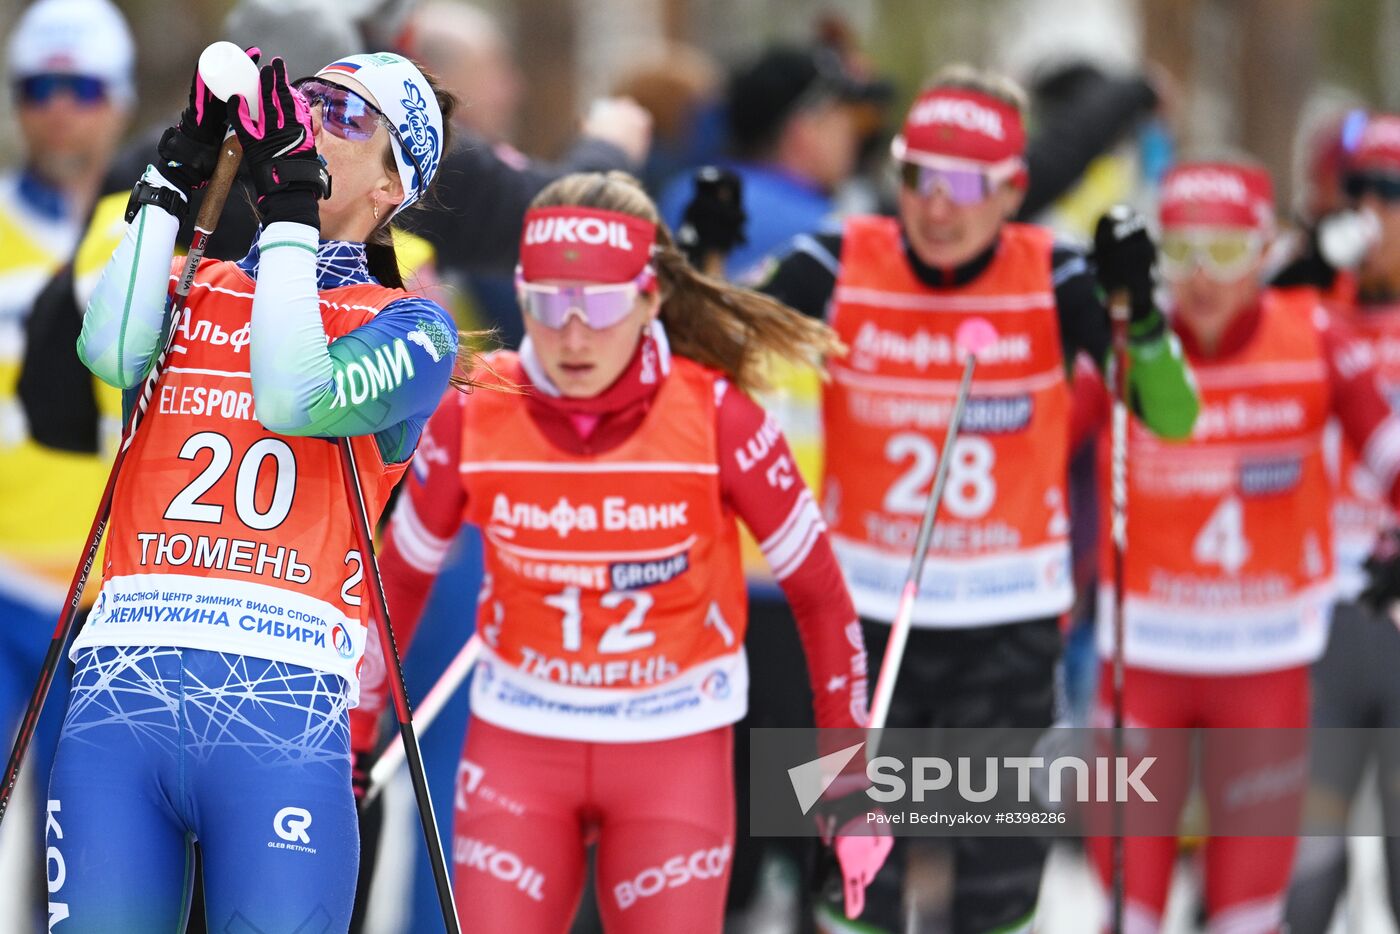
[313,52,444,216]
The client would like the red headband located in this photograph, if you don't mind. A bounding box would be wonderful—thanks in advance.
[894,88,1026,167]
[519,207,656,284]
[1159,161,1275,232]
[1352,114,1400,174]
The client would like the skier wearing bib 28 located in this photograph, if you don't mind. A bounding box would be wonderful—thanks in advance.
[351,170,889,932]
[757,65,1199,934]
[1078,157,1400,934]
[52,51,462,932]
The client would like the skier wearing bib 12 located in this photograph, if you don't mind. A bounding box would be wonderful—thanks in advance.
[51,49,462,932]
[1079,157,1400,934]
[351,170,889,932]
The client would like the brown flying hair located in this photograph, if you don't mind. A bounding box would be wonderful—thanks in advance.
[526,170,843,395]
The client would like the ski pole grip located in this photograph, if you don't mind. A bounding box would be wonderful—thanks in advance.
[194,134,244,233]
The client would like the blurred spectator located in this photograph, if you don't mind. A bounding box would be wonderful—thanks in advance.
[396,0,652,347]
[1018,58,1166,235]
[405,0,523,147]
[224,0,367,81]
[1267,93,1372,302]
[815,11,899,217]
[0,0,134,923]
[983,0,1162,237]
[1292,92,1370,223]
[16,0,374,464]
[660,44,890,281]
[612,40,725,194]
[659,44,891,283]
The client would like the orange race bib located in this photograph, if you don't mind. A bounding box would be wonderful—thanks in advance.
[823,218,1072,626]
[77,260,407,697]
[1099,290,1335,673]
[461,353,747,741]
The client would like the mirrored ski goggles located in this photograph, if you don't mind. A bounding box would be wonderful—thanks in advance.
[1345,171,1400,203]
[898,161,1004,204]
[17,73,108,106]
[515,268,654,330]
[1159,229,1263,281]
[296,77,425,188]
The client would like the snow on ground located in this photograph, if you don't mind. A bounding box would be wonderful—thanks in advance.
[1039,839,1399,934]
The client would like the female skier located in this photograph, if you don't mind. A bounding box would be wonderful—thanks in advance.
[1085,157,1400,933]
[51,49,460,932]
[356,170,888,932]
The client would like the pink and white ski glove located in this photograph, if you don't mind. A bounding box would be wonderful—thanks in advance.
[832,817,893,918]
[156,46,260,195]
[227,56,329,226]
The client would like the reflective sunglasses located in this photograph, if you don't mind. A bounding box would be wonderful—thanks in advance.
[16,74,107,106]
[1159,230,1263,282]
[295,77,426,197]
[898,161,1000,205]
[1344,171,1400,203]
[515,269,654,330]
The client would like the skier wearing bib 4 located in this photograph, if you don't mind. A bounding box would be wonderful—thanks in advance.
[53,50,461,932]
[757,65,1199,934]
[352,170,888,932]
[1079,157,1400,934]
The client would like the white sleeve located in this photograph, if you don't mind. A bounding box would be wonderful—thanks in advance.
[247,220,333,432]
[76,165,183,388]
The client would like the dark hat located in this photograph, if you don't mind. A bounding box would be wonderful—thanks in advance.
[726,44,891,152]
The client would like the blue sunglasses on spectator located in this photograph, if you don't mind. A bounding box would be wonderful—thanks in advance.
[17,73,108,105]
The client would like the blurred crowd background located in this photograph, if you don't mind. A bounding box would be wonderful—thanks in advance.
[5,0,1400,932]
[2,0,1399,213]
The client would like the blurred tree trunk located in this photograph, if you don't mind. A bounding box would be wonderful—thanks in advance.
[662,0,689,39]
[1142,0,1316,209]
[515,0,578,158]
[1141,0,1196,102]
[1239,0,1316,209]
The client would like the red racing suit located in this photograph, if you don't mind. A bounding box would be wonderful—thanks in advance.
[355,325,868,931]
[1081,288,1400,933]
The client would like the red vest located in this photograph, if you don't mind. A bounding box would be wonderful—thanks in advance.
[1098,289,1334,673]
[78,259,407,696]
[460,352,748,741]
[823,217,1071,626]
[1325,298,1400,598]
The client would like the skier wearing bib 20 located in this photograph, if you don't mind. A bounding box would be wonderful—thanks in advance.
[1078,157,1400,934]
[352,170,889,932]
[52,50,461,932]
[758,65,1199,934]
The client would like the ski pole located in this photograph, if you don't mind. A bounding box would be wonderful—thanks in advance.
[336,438,462,934]
[364,633,483,804]
[0,44,256,825]
[1108,291,1131,934]
[866,317,999,751]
